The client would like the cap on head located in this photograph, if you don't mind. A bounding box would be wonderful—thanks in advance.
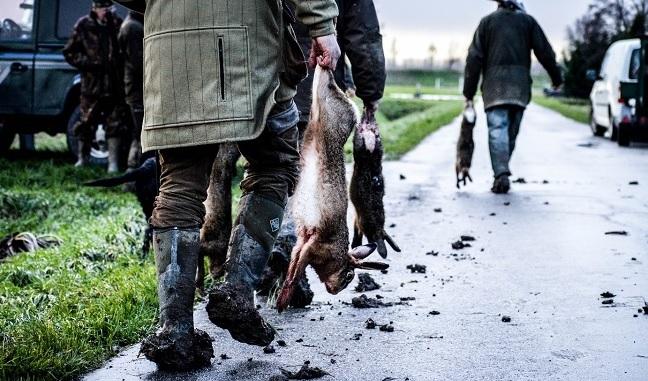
[92,0,113,8]
[490,0,526,12]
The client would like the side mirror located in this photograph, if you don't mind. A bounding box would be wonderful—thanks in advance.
[586,69,599,82]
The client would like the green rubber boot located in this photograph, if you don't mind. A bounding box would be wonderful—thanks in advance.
[207,194,284,346]
[140,228,214,370]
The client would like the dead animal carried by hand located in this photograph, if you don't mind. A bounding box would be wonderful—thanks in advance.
[456,100,476,189]
[350,104,400,258]
[276,67,388,312]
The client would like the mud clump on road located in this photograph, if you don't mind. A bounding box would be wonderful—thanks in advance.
[601,299,614,305]
[355,273,381,292]
[600,291,615,298]
[512,178,526,184]
[264,345,276,354]
[365,318,377,329]
[501,316,512,323]
[407,264,426,273]
[379,324,394,332]
[629,181,639,185]
[605,231,628,236]
[452,241,471,250]
[351,294,393,308]
[460,235,476,242]
[280,362,329,380]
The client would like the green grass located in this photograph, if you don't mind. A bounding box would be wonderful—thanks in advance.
[0,152,158,380]
[533,95,590,124]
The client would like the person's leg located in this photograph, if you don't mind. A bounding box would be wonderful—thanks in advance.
[507,107,525,157]
[207,100,300,346]
[141,145,218,370]
[258,120,313,307]
[105,101,128,173]
[486,107,512,194]
[73,96,95,167]
[127,105,144,169]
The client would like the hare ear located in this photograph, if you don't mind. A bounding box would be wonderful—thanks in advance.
[350,243,377,259]
[356,261,389,271]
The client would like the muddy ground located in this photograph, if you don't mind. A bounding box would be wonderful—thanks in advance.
[85,103,648,381]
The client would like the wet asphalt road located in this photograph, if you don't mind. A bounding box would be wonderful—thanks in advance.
[85,103,648,381]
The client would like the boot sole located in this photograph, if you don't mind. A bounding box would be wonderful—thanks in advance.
[207,287,275,347]
[140,329,213,371]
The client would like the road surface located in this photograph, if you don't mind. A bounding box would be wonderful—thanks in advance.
[85,103,648,381]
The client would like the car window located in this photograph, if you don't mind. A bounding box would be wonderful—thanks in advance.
[0,0,34,42]
[600,51,611,78]
[56,0,129,39]
[629,48,641,80]
[57,0,93,39]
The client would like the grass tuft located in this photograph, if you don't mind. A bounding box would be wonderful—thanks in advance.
[533,95,589,124]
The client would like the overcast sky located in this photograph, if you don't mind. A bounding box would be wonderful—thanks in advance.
[374,0,593,64]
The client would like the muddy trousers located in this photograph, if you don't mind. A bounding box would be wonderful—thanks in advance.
[151,101,300,288]
[486,106,525,178]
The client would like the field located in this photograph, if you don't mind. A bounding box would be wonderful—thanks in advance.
[0,78,462,380]
[533,95,590,124]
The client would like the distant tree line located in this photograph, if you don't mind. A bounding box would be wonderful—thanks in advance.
[563,0,648,98]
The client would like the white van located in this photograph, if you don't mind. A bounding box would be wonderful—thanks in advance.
[589,38,640,142]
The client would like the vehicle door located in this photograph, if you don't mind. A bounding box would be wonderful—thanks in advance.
[0,0,36,115]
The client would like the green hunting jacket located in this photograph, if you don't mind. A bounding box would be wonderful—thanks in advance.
[113,0,338,152]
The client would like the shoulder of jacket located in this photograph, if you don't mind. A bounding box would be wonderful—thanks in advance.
[75,15,93,29]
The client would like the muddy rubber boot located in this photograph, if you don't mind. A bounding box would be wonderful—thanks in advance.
[107,137,120,173]
[74,139,90,167]
[207,194,284,346]
[491,174,511,194]
[140,228,214,370]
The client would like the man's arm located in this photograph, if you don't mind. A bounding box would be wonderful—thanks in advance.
[63,22,100,71]
[112,0,146,13]
[463,20,486,101]
[530,17,562,88]
[338,0,386,107]
[289,0,340,69]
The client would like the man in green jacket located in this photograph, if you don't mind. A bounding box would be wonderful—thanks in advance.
[464,0,562,193]
[113,0,340,370]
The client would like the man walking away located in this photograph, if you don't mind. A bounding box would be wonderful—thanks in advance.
[463,0,562,194]
[63,0,127,173]
[118,10,145,170]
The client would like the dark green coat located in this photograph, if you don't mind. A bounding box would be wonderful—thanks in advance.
[114,0,337,152]
[463,8,563,110]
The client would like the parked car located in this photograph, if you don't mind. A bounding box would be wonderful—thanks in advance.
[0,0,127,159]
[588,38,640,146]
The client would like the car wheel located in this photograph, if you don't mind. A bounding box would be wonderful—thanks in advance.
[589,107,606,137]
[617,122,631,147]
[0,121,16,155]
[66,105,108,165]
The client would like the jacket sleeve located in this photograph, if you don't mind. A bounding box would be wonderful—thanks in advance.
[62,22,100,71]
[288,0,338,37]
[337,0,386,105]
[530,17,563,87]
[463,19,486,101]
[111,0,146,13]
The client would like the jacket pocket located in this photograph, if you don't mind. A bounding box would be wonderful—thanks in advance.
[143,27,254,129]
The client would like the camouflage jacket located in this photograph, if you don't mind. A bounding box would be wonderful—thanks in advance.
[294,0,386,122]
[463,8,563,110]
[118,11,144,108]
[113,0,338,152]
[63,10,124,98]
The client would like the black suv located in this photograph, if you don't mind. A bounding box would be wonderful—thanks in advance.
[0,0,126,160]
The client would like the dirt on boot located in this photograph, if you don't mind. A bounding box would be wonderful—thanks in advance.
[207,283,275,346]
[491,176,510,194]
[139,328,214,371]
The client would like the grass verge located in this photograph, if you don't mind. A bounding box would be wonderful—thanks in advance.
[533,95,589,124]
